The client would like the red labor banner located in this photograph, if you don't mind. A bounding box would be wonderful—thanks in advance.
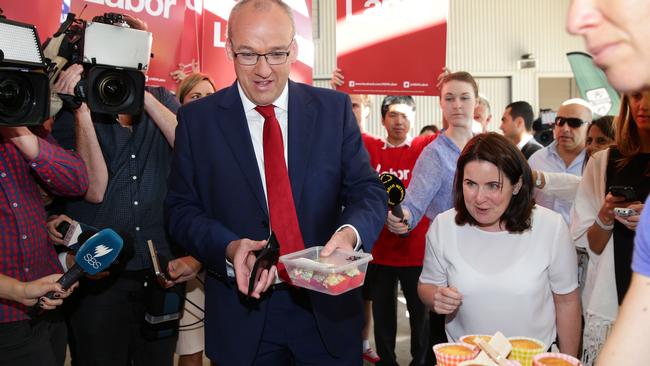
[335,0,447,96]
[199,0,313,90]
[0,0,63,44]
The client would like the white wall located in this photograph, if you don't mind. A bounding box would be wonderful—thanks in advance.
[310,0,587,137]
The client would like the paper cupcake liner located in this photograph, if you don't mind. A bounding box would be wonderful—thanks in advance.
[459,334,493,350]
[507,337,546,366]
[459,360,522,366]
[533,352,583,366]
[434,342,477,366]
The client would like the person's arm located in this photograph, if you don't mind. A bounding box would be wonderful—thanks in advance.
[533,170,582,201]
[73,104,109,203]
[586,193,625,254]
[570,149,608,252]
[144,90,178,147]
[330,68,344,89]
[53,64,105,202]
[397,143,441,229]
[0,273,74,309]
[418,282,463,314]
[596,273,650,366]
[553,289,581,357]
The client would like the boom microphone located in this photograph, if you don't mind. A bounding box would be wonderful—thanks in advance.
[379,173,409,238]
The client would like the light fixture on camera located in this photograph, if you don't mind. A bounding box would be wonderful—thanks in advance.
[0,16,49,126]
[78,21,152,115]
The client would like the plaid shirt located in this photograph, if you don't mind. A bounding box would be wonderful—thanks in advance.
[0,128,88,322]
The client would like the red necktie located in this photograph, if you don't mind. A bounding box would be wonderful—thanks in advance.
[255,105,305,279]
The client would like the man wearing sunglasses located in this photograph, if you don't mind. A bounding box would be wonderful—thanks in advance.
[528,98,593,224]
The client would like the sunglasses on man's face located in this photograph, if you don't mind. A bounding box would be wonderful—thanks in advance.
[554,116,586,128]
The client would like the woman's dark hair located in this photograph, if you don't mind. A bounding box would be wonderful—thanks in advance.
[584,115,615,169]
[454,132,535,233]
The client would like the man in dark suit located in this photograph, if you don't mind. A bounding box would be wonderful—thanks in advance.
[165,1,387,365]
[500,101,543,159]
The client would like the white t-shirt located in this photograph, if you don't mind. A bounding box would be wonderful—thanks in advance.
[420,206,578,347]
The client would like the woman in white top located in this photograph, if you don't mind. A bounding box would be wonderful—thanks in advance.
[418,133,581,357]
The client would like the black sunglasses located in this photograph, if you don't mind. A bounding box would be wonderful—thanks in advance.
[555,116,586,128]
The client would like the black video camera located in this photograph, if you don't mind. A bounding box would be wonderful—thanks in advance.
[0,13,50,126]
[43,12,152,115]
[533,109,557,147]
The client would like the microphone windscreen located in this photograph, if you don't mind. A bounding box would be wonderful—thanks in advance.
[74,229,124,275]
[379,173,406,207]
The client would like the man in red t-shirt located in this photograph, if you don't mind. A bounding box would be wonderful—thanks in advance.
[364,96,437,366]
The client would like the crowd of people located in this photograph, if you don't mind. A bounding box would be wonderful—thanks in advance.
[1,0,650,366]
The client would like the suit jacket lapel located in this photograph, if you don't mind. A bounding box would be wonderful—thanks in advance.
[287,81,316,208]
[217,82,268,216]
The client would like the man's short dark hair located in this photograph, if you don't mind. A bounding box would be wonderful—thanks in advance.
[454,132,535,233]
[419,124,439,135]
[380,95,416,119]
[506,101,534,132]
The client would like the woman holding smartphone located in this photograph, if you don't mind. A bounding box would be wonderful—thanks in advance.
[572,90,650,365]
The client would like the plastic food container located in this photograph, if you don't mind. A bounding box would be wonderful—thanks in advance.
[279,246,373,295]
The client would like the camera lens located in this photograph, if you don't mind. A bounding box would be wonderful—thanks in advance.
[0,75,33,121]
[95,70,133,107]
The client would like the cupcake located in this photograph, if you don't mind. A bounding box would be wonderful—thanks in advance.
[507,337,545,366]
[460,334,493,349]
[533,352,582,366]
[433,343,476,366]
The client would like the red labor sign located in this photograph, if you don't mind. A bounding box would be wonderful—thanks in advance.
[335,0,447,96]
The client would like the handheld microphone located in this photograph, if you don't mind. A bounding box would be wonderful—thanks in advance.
[56,220,100,251]
[53,228,124,293]
[30,229,123,316]
[379,173,409,238]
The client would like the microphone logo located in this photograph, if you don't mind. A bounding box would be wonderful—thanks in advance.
[83,245,112,270]
[94,244,114,258]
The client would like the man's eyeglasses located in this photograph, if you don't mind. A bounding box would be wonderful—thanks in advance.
[232,40,293,66]
[555,116,586,128]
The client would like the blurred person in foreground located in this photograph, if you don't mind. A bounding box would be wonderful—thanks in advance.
[567,2,650,363]
[571,91,650,365]
[419,132,581,357]
[165,0,387,364]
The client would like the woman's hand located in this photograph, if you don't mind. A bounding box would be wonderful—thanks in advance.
[46,214,74,245]
[433,286,463,315]
[614,202,644,231]
[598,193,627,226]
[386,210,411,234]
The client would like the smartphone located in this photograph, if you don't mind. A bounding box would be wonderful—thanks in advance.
[147,240,170,286]
[614,207,639,217]
[609,185,636,201]
[247,232,280,297]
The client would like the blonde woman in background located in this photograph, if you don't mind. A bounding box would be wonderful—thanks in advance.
[175,72,216,366]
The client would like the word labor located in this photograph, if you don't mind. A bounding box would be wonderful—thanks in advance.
[85,0,176,19]
[376,165,410,182]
